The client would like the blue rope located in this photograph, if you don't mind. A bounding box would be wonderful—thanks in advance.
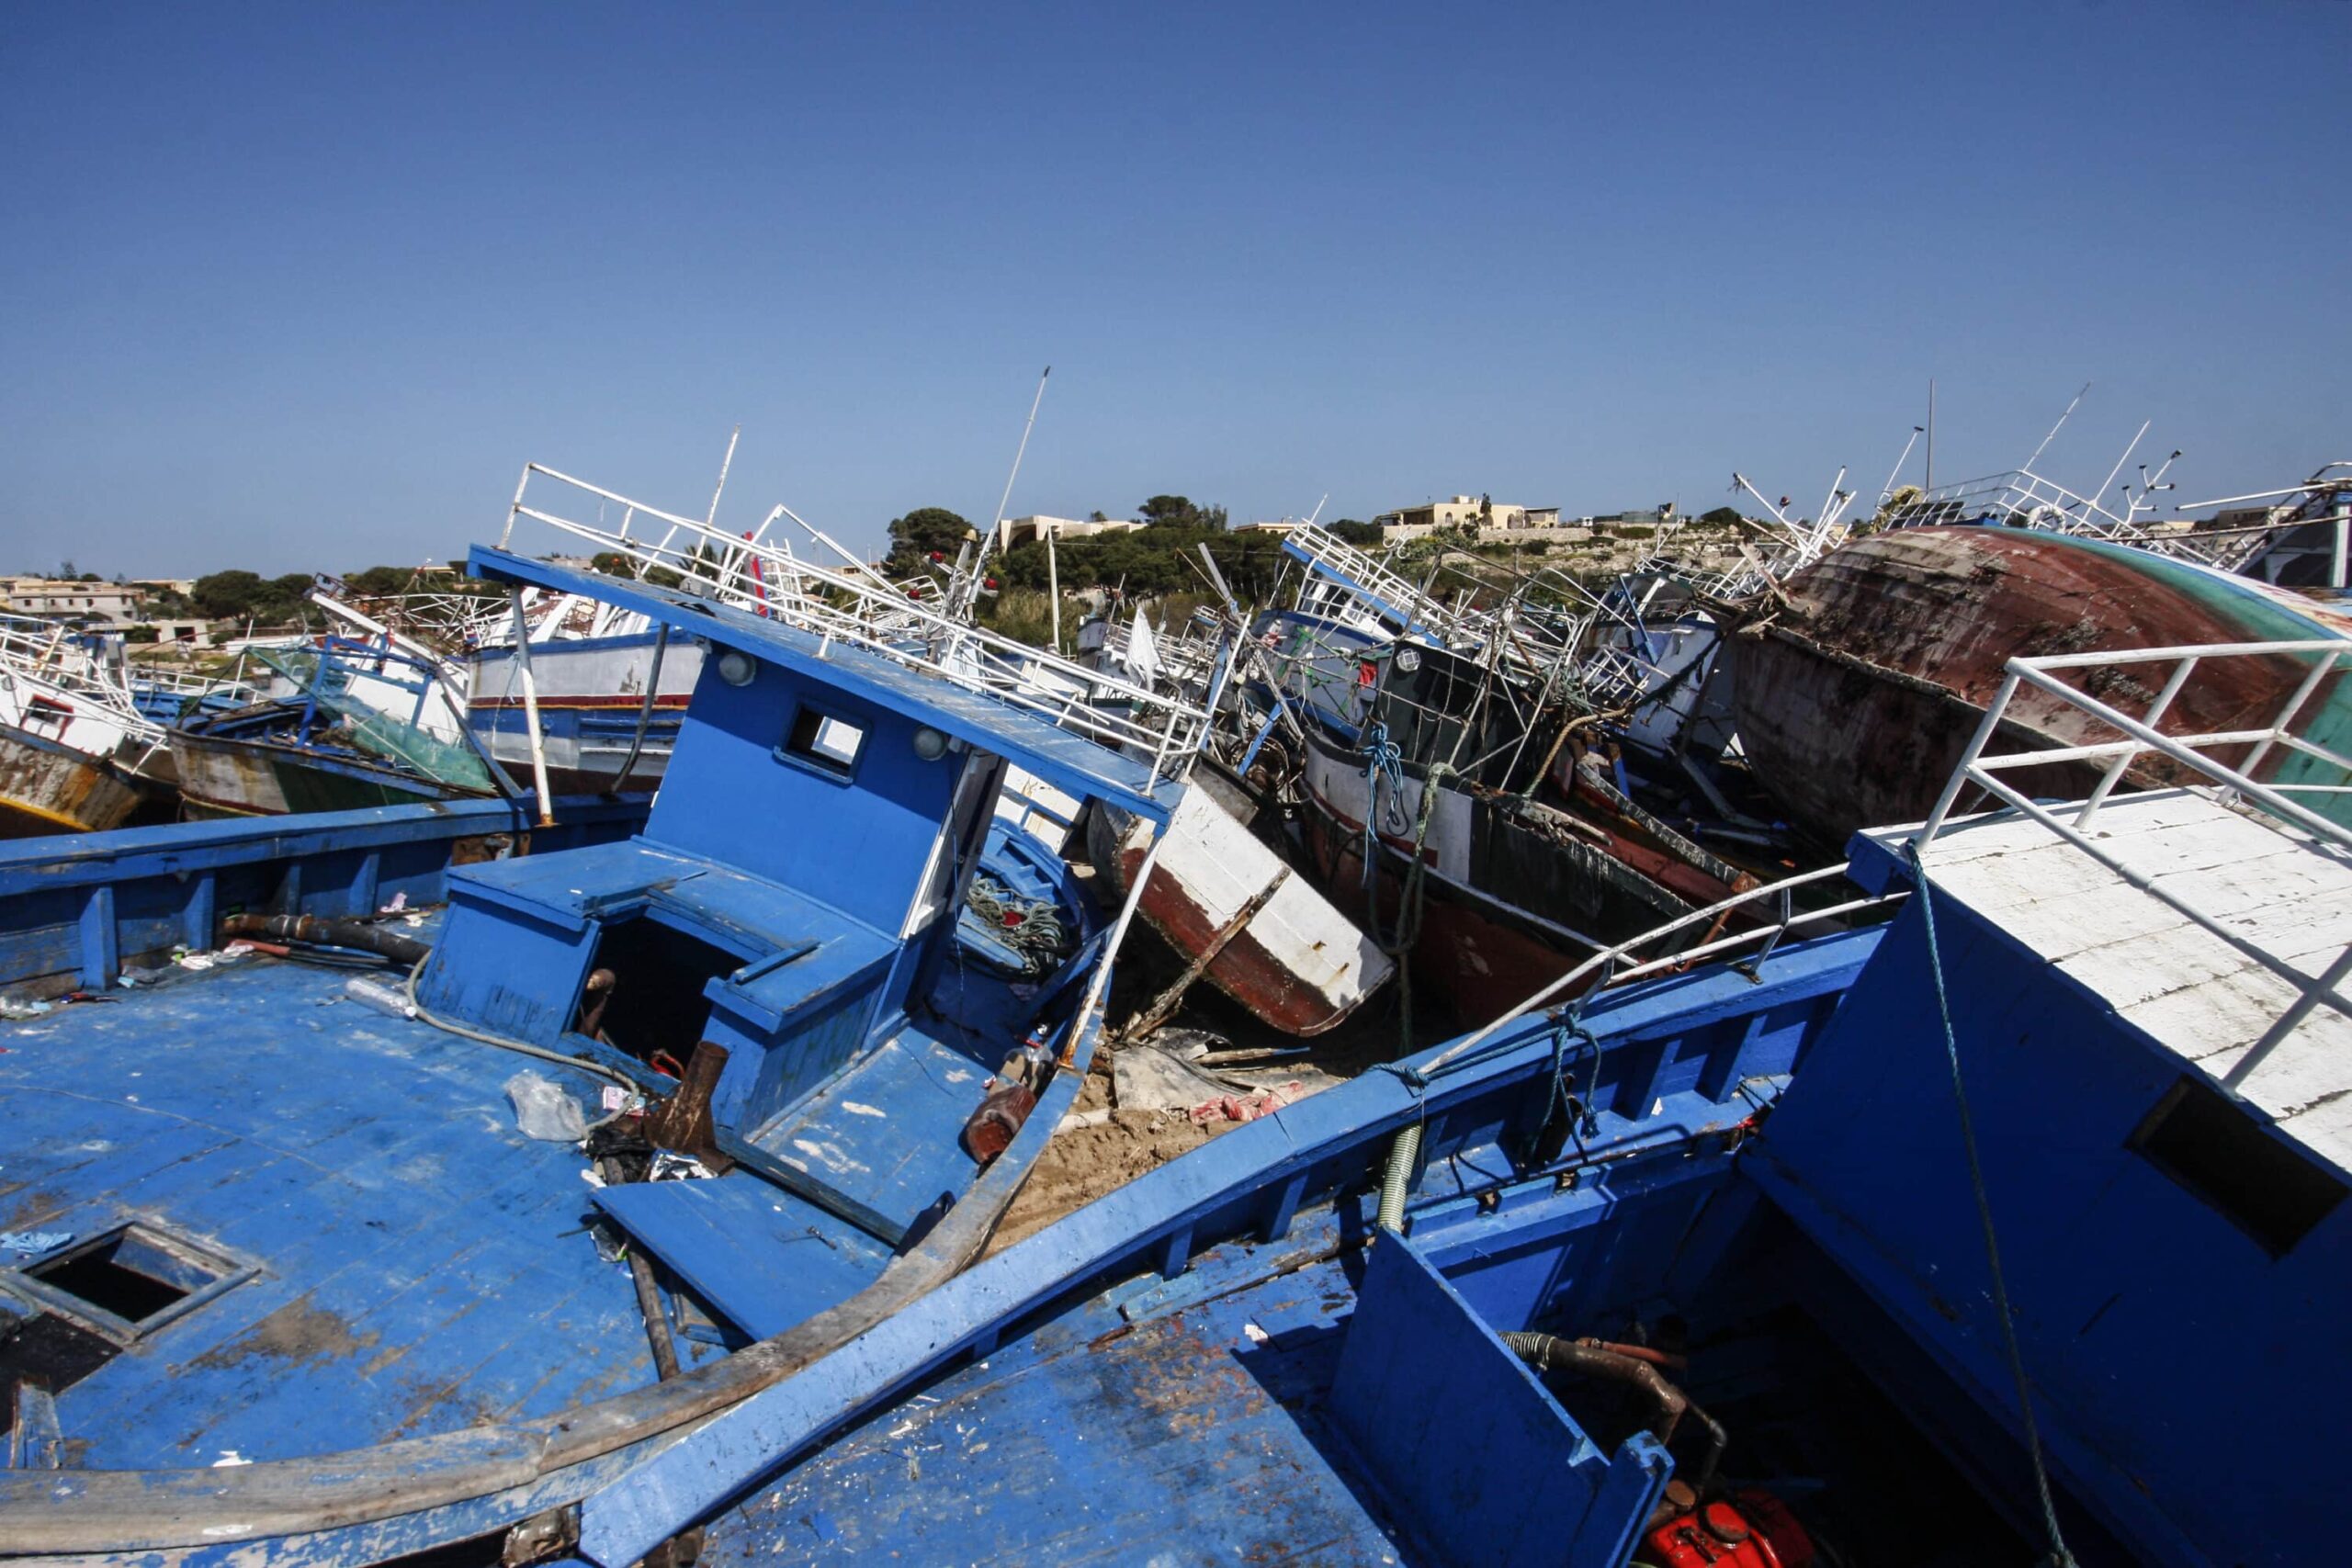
[1360,719,1407,891]
[1544,1019,1603,1145]
[1907,842,2077,1568]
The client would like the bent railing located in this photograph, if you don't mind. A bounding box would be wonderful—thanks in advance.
[1913,639,2352,1092]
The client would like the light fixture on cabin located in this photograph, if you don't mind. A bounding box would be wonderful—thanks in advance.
[716,649,757,687]
[1395,647,1421,673]
[911,726,950,761]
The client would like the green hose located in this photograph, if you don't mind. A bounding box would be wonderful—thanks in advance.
[1375,1121,1421,1234]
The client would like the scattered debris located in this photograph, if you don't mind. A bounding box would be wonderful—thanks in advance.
[505,1070,590,1143]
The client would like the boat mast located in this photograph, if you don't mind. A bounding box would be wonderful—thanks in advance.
[2024,382,2090,473]
[962,366,1052,619]
[1925,378,1936,491]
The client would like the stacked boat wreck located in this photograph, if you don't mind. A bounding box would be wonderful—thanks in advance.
[2,455,2350,1567]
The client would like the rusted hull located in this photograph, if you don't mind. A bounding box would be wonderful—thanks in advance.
[0,722,142,839]
[1090,782,1392,1036]
[1298,795,1583,1022]
[1733,527,2352,848]
[168,729,474,818]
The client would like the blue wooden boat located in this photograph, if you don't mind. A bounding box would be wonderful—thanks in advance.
[564,638,2352,1568]
[0,545,1195,1561]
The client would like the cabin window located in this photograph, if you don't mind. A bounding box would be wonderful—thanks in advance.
[5,1223,250,1342]
[776,705,866,780]
[2130,1077,2347,1256]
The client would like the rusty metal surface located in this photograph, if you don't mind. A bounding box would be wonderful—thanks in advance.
[0,722,141,839]
[1088,804,1366,1037]
[1732,527,2346,848]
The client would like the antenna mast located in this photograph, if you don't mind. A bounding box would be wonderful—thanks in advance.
[959,367,1051,616]
[2023,382,2090,473]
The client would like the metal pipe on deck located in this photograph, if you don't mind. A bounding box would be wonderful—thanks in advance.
[612,623,670,793]
[508,587,556,827]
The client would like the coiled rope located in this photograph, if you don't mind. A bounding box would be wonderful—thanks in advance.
[965,872,1071,976]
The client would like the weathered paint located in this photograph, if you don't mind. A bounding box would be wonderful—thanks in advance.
[167,723,485,818]
[1299,728,1743,1026]
[0,722,141,840]
[575,927,1876,1566]
[1090,779,1393,1036]
[1732,526,2352,848]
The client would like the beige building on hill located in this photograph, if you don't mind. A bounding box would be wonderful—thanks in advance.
[1373,495,1567,543]
[0,577,144,624]
[993,514,1148,552]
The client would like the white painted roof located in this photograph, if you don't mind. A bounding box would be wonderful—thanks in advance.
[1871,788,2352,1172]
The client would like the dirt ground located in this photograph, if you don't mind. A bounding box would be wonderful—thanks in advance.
[983,1068,1229,1257]
[979,818,1448,1258]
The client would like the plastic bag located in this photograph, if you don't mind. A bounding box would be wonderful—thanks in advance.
[505,1070,589,1143]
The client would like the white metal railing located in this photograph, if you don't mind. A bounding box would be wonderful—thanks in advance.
[496,465,1213,781]
[1877,466,2256,570]
[0,615,162,736]
[1913,639,2352,1093]
[1418,862,1909,1077]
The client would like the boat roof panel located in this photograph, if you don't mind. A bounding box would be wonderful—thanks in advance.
[1861,788,2352,1175]
[469,548,1183,821]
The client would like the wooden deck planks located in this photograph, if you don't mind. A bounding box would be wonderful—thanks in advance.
[1892,789,2352,1170]
[0,954,655,1469]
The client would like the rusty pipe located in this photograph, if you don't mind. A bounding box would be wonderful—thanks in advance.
[220,913,430,965]
[1501,1332,1688,1444]
[1575,1337,1689,1372]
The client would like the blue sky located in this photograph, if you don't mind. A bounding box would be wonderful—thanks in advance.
[4,2,2346,576]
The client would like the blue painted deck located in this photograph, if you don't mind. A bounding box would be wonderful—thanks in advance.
[699,1210,1408,1568]
[0,943,662,1470]
[748,1027,993,1235]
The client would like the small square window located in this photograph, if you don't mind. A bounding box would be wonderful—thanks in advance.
[2131,1077,2347,1256]
[779,707,866,778]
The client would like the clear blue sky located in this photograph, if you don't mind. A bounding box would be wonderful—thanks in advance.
[4,2,2346,577]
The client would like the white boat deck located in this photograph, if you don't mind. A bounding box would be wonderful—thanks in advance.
[1872,787,2352,1172]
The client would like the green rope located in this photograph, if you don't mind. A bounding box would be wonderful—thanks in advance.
[1908,842,2078,1568]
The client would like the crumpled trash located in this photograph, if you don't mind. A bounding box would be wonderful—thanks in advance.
[505,1070,590,1142]
[650,1150,716,1181]
[0,1230,72,1258]
[0,998,53,1020]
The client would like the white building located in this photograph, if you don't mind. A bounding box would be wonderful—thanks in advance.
[1372,496,1566,543]
[0,577,144,624]
[994,514,1148,552]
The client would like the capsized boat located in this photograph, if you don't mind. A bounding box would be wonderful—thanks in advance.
[169,643,503,817]
[1298,638,1758,1024]
[1088,773,1394,1036]
[571,636,2352,1568]
[0,536,1206,1561]
[1732,525,2352,848]
[0,615,168,837]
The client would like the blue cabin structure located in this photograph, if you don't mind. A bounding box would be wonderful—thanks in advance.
[571,776,2351,1568]
[0,547,1183,1563]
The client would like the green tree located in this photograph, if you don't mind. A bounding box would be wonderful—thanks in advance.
[886,507,976,572]
[191,570,270,618]
[1136,495,1227,530]
[1327,518,1384,547]
[1697,506,1747,528]
[345,565,414,595]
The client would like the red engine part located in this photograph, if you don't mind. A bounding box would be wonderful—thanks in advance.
[1643,1490,1814,1568]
